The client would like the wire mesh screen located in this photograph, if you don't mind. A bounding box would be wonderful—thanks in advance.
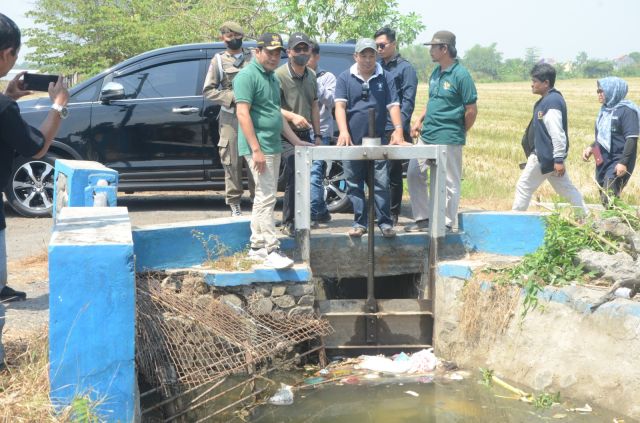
[136,273,332,394]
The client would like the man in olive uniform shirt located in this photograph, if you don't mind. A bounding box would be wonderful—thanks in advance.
[203,21,255,216]
[275,32,321,236]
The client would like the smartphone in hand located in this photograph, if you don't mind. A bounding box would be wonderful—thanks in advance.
[23,73,60,92]
[592,143,604,166]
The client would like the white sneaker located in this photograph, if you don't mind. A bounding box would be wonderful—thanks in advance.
[247,247,268,261]
[263,249,294,269]
[230,204,242,217]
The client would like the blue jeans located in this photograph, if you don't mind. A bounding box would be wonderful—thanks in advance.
[343,159,392,229]
[310,136,332,219]
[0,230,6,365]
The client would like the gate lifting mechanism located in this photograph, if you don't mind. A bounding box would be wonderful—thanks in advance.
[294,109,448,353]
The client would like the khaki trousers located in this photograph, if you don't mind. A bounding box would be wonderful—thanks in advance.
[218,111,255,205]
[246,154,281,252]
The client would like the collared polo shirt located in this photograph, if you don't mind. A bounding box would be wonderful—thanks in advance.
[275,63,317,132]
[233,59,283,156]
[421,61,477,145]
[335,63,399,144]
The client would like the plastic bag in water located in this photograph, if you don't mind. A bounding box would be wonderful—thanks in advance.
[268,383,294,405]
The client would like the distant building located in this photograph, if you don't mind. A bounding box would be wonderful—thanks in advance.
[538,58,558,66]
[613,55,635,70]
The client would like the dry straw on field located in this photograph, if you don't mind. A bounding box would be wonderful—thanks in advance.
[413,77,640,209]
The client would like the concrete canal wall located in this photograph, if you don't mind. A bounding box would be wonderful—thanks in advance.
[48,203,638,420]
[434,254,640,420]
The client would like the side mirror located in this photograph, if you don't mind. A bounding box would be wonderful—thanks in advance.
[100,82,125,102]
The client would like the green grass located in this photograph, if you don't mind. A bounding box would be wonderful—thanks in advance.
[413,78,640,209]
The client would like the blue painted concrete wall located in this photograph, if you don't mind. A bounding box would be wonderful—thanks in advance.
[133,218,252,271]
[49,207,136,422]
[459,212,545,256]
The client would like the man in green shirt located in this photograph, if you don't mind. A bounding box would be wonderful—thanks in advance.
[405,30,478,232]
[233,32,306,269]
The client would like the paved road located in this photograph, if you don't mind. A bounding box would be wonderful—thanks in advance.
[4,191,251,261]
[5,191,416,261]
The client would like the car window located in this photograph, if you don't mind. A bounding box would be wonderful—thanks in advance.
[70,78,102,102]
[115,60,200,99]
[321,54,354,77]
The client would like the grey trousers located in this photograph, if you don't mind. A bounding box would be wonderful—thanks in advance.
[407,143,462,228]
[512,153,588,214]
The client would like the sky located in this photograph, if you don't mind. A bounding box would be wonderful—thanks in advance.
[397,0,640,61]
[4,0,640,63]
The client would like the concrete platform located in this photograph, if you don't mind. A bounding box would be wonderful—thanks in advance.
[166,263,313,286]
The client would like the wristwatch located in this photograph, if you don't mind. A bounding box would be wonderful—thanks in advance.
[51,103,69,119]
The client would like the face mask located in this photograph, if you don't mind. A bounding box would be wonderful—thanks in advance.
[293,54,310,66]
[226,39,243,50]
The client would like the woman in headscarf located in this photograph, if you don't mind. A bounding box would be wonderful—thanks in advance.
[582,77,639,207]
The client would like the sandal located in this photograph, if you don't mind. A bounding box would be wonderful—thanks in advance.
[348,227,367,238]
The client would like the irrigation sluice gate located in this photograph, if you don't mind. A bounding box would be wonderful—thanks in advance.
[294,144,447,353]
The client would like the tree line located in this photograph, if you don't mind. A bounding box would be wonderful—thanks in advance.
[401,44,640,83]
[22,0,638,83]
[24,0,424,77]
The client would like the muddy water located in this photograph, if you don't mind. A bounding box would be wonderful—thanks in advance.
[251,377,622,422]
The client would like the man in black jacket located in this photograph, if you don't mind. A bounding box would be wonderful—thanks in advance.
[0,13,68,368]
[375,27,418,225]
[512,63,587,214]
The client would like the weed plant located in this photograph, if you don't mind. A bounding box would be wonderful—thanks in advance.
[495,195,640,318]
[192,230,254,271]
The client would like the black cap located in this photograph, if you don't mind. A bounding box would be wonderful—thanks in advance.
[288,32,312,49]
[257,33,285,50]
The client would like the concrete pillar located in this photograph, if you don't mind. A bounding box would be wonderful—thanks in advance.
[53,159,118,221]
[49,207,137,422]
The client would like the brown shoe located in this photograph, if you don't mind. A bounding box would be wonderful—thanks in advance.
[348,227,367,237]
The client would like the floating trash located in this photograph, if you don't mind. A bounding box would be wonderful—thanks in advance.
[268,383,294,405]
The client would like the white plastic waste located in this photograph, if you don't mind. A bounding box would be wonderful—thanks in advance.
[614,287,632,299]
[358,355,411,373]
[268,383,294,405]
[358,349,439,374]
[407,348,439,373]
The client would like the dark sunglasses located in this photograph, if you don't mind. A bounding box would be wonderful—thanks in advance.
[293,45,310,53]
[361,82,370,101]
[376,43,388,50]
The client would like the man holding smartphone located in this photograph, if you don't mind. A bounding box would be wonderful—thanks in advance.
[0,13,69,369]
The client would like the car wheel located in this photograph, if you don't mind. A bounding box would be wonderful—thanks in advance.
[324,160,351,214]
[4,154,59,217]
